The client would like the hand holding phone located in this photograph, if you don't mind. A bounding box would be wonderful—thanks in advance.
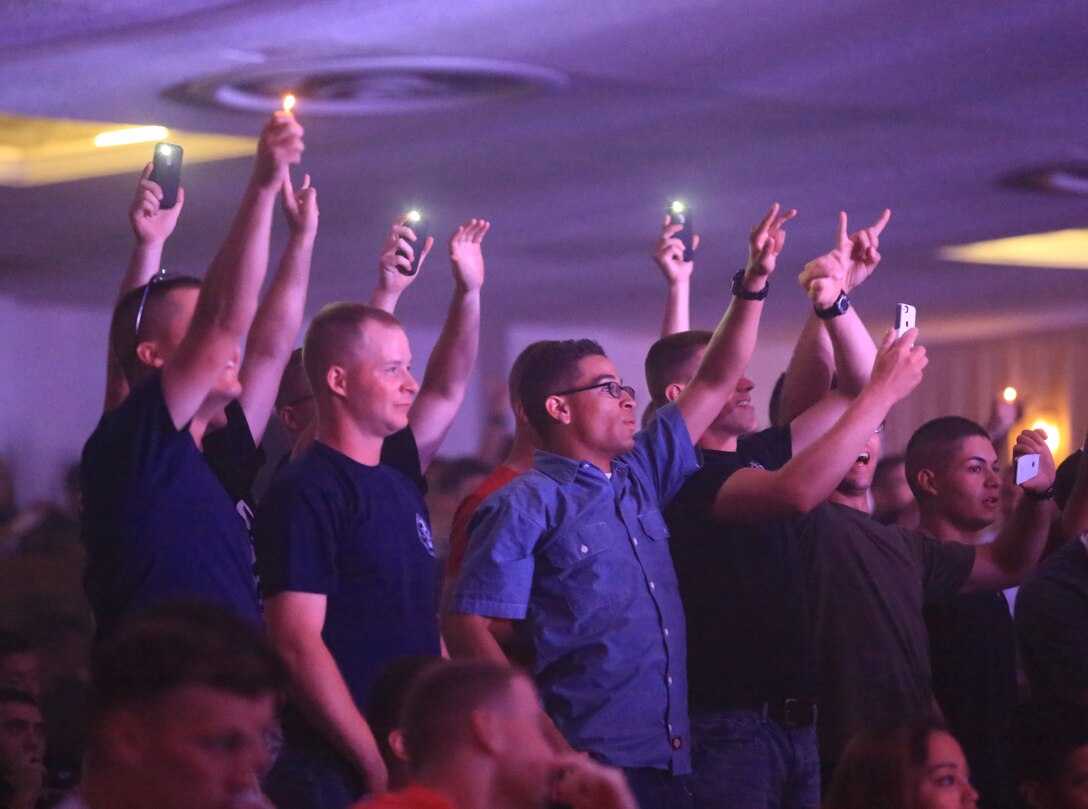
[668,201,695,262]
[1015,453,1040,485]
[396,211,429,276]
[894,303,916,339]
[149,142,183,209]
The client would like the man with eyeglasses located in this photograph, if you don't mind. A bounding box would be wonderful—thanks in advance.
[444,206,810,809]
[80,111,308,641]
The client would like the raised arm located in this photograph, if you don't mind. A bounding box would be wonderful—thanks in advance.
[1061,431,1088,539]
[408,219,489,469]
[653,214,698,337]
[965,429,1057,591]
[103,165,186,413]
[237,172,318,444]
[778,210,889,426]
[368,215,434,313]
[673,204,795,442]
[714,327,926,520]
[161,113,303,429]
[264,592,388,793]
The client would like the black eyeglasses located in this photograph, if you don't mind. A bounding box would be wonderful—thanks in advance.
[134,268,168,343]
[552,380,636,400]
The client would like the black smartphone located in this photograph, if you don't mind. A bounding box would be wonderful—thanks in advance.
[397,211,429,276]
[149,142,183,209]
[668,201,694,261]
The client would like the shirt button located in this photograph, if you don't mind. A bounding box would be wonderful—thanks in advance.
[579,544,589,554]
[663,628,670,637]
[632,538,638,546]
[667,676,673,685]
[672,737,683,750]
[649,581,656,590]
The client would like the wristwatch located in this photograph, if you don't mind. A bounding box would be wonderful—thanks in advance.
[815,291,850,319]
[1024,485,1056,501]
[732,270,769,301]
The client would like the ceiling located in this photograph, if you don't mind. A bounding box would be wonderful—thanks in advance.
[0,0,1086,343]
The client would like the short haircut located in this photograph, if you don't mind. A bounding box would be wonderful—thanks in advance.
[0,629,31,661]
[644,330,713,408]
[904,416,991,499]
[825,716,948,809]
[400,660,524,772]
[367,655,446,772]
[109,276,203,384]
[302,303,402,396]
[87,600,285,734]
[275,347,310,411]
[1012,698,1088,786]
[0,688,38,709]
[516,339,607,436]
[508,341,549,409]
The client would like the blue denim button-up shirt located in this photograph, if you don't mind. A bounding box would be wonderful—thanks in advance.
[451,403,700,772]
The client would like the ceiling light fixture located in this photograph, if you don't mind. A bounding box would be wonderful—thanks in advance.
[939,229,1088,270]
[93,126,170,148]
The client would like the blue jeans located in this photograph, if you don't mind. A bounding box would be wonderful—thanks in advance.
[262,743,365,809]
[689,708,820,809]
[622,767,694,809]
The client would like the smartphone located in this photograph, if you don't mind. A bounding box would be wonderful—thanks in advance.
[668,201,695,262]
[149,142,183,209]
[397,211,429,276]
[894,303,916,338]
[1014,453,1040,486]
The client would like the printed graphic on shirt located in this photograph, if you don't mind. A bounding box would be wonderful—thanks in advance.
[416,514,435,557]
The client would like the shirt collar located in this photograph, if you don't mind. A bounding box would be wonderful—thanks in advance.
[533,449,624,485]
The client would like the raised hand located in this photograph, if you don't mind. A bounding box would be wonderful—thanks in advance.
[449,218,490,293]
[377,214,434,294]
[254,112,304,188]
[652,214,699,286]
[868,326,928,403]
[553,755,638,809]
[129,162,184,244]
[746,203,797,279]
[280,172,318,239]
[839,208,891,292]
[1013,429,1057,495]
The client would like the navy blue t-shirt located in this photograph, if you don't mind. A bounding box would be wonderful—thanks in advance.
[253,431,439,748]
[664,426,819,710]
[80,374,262,641]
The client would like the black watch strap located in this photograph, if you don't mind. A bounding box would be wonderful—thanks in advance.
[815,291,850,320]
[1024,485,1056,501]
[732,270,769,301]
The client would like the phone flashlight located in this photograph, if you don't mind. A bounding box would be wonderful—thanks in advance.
[1002,387,1018,403]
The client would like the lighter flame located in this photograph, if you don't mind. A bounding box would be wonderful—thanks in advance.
[282,94,296,113]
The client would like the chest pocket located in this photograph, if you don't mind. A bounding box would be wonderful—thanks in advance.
[541,522,633,616]
[638,508,670,541]
[636,508,679,589]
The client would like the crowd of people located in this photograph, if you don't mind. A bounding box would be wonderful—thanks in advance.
[1,109,1087,809]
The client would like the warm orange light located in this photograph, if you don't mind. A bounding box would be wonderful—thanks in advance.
[282,94,296,113]
[1002,387,1018,403]
[1031,419,1061,454]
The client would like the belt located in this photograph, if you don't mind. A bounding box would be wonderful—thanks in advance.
[759,698,817,730]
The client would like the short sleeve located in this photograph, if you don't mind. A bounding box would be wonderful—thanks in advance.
[252,462,344,597]
[91,374,183,476]
[381,428,426,494]
[903,530,976,601]
[622,403,700,505]
[449,495,543,620]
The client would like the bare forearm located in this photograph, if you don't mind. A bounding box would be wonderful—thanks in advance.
[118,240,165,303]
[778,315,834,425]
[368,287,402,314]
[194,179,278,338]
[246,234,314,362]
[442,612,511,663]
[424,288,481,397]
[277,634,384,774]
[825,308,877,396]
[988,497,1053,582]
[662,281,690,337]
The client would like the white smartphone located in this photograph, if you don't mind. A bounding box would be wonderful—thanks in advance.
[1015,453,1040,485]
[894,303,916,338]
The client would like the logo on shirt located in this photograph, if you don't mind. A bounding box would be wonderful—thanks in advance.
[747,461,765,469]
[416,514,435,557]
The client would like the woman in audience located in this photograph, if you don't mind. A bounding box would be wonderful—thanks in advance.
[824,717,978,809]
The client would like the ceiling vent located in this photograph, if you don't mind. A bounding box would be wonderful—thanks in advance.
[1004,163,1088,196]
[170,56,569,116]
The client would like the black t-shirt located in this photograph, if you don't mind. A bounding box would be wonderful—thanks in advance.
[925,589,1017,809]
[80,374,262,641]
[796,502,975,765]
[1015,537,1088,700]
[665,426,819,710]
[203,400,266,530]
[253,430,439,750]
